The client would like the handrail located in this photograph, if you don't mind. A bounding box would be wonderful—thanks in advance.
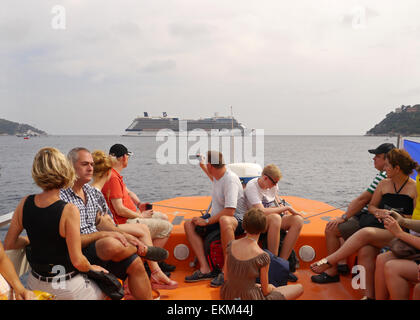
[0,212,13,228]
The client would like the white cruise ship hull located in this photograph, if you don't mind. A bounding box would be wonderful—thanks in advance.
[122,128,254,137]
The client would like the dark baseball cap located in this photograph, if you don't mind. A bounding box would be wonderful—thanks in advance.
[109,144,133,158]
[368,143,396,155]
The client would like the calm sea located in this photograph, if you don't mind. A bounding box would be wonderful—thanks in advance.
[0,134,404,240]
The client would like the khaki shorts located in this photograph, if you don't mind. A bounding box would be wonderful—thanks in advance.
[127,211,173,239]
[338,216,362,240]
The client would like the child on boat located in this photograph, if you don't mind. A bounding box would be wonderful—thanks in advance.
[244,164,304,281]
[221,207,303,300]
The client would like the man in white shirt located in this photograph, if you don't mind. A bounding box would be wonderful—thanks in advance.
[244,164,304,265]
[184,151,247,287]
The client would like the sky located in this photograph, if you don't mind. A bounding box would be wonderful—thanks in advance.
[1,0,420,135]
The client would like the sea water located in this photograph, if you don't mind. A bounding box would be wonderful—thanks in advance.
[0,134,402,240]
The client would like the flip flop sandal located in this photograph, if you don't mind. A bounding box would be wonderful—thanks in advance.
[310,258,332,274]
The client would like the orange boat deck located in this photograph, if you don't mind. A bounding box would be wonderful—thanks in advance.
[152,196,364,300]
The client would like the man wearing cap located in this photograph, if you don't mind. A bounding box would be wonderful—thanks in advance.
[312,143,395,285]
[102,144,175,273]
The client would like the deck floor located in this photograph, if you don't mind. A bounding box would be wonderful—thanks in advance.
[157,268,363,300]
[152,196,364,300]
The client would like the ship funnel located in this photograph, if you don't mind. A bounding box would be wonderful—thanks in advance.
[144,112,149,117]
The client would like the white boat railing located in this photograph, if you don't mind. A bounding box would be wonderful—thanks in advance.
[0,212,13,228]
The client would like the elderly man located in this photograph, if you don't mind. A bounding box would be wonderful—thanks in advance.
[184,151,248,287]
[60,147,162,300]
[312,143,396,291]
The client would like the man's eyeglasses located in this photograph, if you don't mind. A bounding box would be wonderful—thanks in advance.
[265,174,278,185]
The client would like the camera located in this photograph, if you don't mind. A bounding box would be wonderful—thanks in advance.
[188,154,201,160]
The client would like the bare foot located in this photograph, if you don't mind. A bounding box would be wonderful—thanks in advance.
[310,258,332,274]
[150,270,178,290]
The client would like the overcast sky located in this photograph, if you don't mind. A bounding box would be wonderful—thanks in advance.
[1,1,420,135]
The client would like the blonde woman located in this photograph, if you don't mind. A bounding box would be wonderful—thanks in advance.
[4,147,107,300]
[91,150,177,290]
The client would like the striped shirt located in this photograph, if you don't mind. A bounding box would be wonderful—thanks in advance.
[362,171,387,212]
[367,171,387,194]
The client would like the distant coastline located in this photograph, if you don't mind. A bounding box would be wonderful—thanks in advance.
[0,118,47,136]
[366,104,420,136]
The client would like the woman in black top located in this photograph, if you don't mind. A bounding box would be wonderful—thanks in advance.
[5,147,107,299]
[375,165,420,300]
[310,149,417,299]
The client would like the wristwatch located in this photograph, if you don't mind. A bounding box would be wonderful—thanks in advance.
[341,214,348,221]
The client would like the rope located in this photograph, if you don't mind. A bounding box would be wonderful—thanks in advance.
[154,201,347,220]
[303,205,348,220]
[152,203,208,214]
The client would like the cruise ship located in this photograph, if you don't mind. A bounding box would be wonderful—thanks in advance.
[123,112,252,136]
